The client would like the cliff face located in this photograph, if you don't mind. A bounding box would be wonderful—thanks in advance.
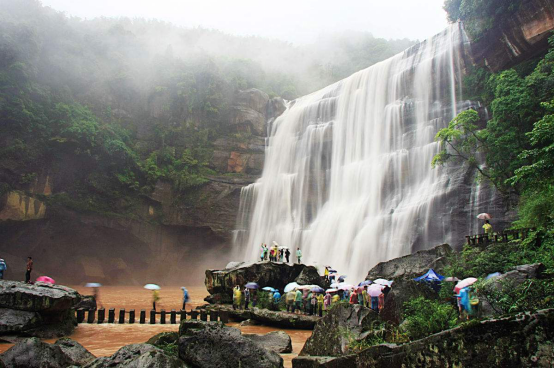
[0,88,283,285]
[469,0,554,72]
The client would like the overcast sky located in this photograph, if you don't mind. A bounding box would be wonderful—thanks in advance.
[40,0,449,43]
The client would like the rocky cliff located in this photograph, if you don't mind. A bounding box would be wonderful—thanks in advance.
[0,89,284,285]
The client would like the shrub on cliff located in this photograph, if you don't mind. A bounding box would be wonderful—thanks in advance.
[403,297,458,340]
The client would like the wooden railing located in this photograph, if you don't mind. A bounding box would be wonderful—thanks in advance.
[465,228,533,245]
[75,308,228,324]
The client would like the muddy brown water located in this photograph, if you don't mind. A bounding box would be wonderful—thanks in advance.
[0,285,311,368]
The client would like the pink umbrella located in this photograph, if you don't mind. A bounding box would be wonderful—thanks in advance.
[367,284,384,297]
[477,213,492,220]
[454,277,477,293]
[36,276,55,284]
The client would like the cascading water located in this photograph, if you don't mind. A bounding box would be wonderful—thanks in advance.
[233,23,477,281]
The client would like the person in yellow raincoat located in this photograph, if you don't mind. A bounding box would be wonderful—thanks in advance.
[317,293,324,317]
[152,290,160,311]
[233,286,242,310]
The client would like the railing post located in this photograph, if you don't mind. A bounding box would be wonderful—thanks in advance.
[160,309,166,324]
[87,309,96,324]
[140,310,146,324]
[150,310,156,324]
[97,308,105,324]
[502,233,508,242]
[170,310,176,324]
[180,310,186,321]
[190,311,199,320]
[219,311,229,324]
[108,308,115,323]
[129,309,135,324]
[209,311,217,321]
[465,236,471,245]
[200,310,207,321]
[118,309,125,324]
[76,309,85,323]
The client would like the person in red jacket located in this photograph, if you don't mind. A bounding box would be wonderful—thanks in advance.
[349,289,358,304]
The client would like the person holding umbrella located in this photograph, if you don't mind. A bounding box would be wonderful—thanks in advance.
[477,213,493,235]
[317,293,324,317]
[244,286,251,309]
[0,258,7,280]
[181,287,190,310]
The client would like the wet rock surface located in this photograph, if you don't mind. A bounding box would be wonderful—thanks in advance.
[178,320,283,368]
[293,309,554,368]
[365,244,452,281]
[146,331,179,347]
[205,261,326,304]
[0,281,79,338]
[379,279,438,325]
[74,295,97,311]
[87,343,184,368]
[300,304,379,357]
[0,337,88,368]
[244,330,293,353]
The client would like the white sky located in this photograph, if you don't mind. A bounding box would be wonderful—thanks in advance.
[39,0,449,43]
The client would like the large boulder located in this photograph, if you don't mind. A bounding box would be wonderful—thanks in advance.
[205,261,325,304]
[365,244,452,281]
[244,331,292,353]
[0,337,72,367]
[379,279,438,325]
[479,263,546,317]
[87,343,184,368]
[146,331,179,347]
[300,303,379,357]
[178,320,283,368]
[0,281,80,338]
[293,309,554,368]
[203,305,320,329]
[55,338,96,366]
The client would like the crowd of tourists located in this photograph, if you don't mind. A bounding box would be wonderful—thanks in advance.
[259,242,303,264]
[232,266,392,316]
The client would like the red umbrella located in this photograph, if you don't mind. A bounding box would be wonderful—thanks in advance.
[36,276,55,284]
[477,213,492,220]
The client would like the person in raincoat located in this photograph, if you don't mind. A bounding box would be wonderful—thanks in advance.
[304,290,311,314]
[456,287,472,319]
[0,258,6,279]
[263,244,269,260]
[324,267,330,282]
[332,293,340,304]
[349,289,358,304]
[285,248,291,263]
[273,290,281,310]
[342,289,349,301]
[324,292,332,310]
[152,290,160,311]
[378,292,385,312]
[294,288,303,313]
[233,286,242,310]
[285,290,295,312]
[483,220,493,236]
[181,287,190,310]
[371,294,379,312]
[260,244,265,261]
[296,248,302,264]
[273,244,279,262]
[317,293,324,317]
[362,288,368,308]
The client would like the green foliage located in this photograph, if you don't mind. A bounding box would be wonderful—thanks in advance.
[476,278,554,315]
[443,0,522,40]
[403,297,458,340]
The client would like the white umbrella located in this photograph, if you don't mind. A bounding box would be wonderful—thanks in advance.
[144,284,161,290]
[454,278,477,293]
[373,279,393,287]
[85,282,102,288]
[367,284,384,297]
[337,283,354,290]
[284,282,300,293]
[477,213,492,220]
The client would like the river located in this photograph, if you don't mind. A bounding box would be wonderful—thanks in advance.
[0,285,311,368]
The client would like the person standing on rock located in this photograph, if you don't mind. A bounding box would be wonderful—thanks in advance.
[317,293,324,317]
[25,257,33,284]
[244,287,250,310]
[310,293,317,315]
[296,248,302,264]
[285,248,291,264]
[324,291,331,310]
[272,290,281,311]
[181,287,190,310]
[260,244,265,262]
[0,258,6,279]
[233,286,241,310]
[285,290,295,312]
[294,288,302,314]
[349,289,357,304]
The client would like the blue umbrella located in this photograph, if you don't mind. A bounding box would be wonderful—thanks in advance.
[262,286,276,292]
[485,272,501,280]
[328,269,337,273]
[245,282,259,289]
[358,280,372,286]
[311,286,325,293]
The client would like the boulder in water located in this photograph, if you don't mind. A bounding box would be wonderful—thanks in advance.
[178,320,283,368]
[300,303,380,357]
[0,281,80,338]
[87,343,184,368]
[244,330,292,353]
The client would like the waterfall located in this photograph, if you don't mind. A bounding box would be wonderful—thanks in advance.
[233,23,473,281]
